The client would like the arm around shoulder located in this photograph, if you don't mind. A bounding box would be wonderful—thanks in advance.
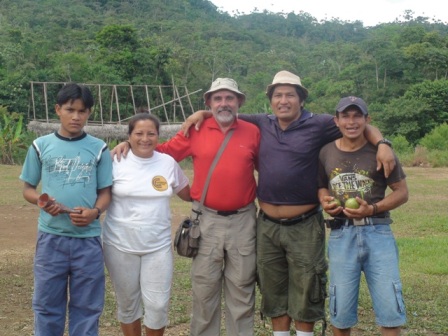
[181,110,213,137]
[364,124,395,177]
[110,141,131,161]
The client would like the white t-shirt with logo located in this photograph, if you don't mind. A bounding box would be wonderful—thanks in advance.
[102,150,189,253]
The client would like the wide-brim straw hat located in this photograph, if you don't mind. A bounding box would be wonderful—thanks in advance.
[203,78,246,105]
[266,70,308,99]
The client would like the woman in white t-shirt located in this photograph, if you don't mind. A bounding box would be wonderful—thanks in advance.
[103,113,191,336]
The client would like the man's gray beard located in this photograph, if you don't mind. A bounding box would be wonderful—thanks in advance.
[215,109,236,124]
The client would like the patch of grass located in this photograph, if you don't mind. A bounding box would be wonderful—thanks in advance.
[1,165,447,335]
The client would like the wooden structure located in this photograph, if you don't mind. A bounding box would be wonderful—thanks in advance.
[27,81,202,140]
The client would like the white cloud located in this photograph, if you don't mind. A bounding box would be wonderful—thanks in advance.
[210,0,447,27]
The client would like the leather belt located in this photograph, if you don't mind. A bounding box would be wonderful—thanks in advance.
[260,207,321,226]
[325,216,392,229]
[217,210,239,216]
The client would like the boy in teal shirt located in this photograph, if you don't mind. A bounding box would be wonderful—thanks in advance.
[20,83,113,336]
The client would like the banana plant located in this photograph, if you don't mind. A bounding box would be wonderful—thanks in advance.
[0,107,25,165]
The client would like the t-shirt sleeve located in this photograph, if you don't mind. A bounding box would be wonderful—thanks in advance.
[97,145,113,189]
[238,113,265,127]
[156,131,192,162]
[19,143,42,186]
[317,147,329,189]
[386,155,407,185]
[320,114,342,146]
[172,162,189,194]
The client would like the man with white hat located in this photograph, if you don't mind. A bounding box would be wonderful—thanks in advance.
[183,71,395,336]
[249,71,394,336]
[112,78,260,336]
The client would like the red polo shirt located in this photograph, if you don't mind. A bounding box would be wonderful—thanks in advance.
[157,117,260,211]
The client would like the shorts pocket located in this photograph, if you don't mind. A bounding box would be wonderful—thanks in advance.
[329,285,336,317]
[235,244,256,285]
[197,245,214,256]
[309,265,328,304]
[393,280,406,313]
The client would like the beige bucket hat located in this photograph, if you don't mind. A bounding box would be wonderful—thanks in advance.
[266,70,308,99]
[203,78,246,105]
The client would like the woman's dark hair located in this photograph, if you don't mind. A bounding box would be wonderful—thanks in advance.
[56,83,94,109]
[128,112,160,135]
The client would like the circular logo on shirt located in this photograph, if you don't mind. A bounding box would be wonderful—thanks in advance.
[152,176,168,191]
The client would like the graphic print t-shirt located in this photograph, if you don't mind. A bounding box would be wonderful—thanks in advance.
[317,142,406,217]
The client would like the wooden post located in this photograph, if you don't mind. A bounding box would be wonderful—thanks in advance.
[145,85,151,113]
[43,82,49,122]
[130,85,136,114]
[158,86,170,125]
[184,85,197,113]
[114,85,120,123]
[98,84,104,125]
[109,86,114,123]
[172,76,176,122]
[175,85,187,121]
[31,82,36,120]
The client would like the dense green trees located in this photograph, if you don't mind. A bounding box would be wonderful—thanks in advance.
[0,0,446,148]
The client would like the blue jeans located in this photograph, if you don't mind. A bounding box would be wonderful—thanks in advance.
[33,232,105,336]
[328,223,406,329]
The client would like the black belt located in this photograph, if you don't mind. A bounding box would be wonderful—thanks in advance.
[217,210,239,216]
[325,216,392,229]
[260,207,321,226]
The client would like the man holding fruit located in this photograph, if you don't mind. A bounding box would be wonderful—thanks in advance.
[317,96,409,336]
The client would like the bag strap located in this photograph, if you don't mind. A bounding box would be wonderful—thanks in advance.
[199,129,234,206]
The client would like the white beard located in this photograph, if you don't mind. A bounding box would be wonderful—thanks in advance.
[215,108,236,125]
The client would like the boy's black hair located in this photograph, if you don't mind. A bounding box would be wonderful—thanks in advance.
[56,83,94,109]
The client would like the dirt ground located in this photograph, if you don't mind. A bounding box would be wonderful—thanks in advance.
[0,204,191,336]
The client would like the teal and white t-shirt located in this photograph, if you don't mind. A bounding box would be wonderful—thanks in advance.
[20,132,113,237]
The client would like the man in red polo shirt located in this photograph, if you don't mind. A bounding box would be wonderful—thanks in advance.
[113,78,260,336]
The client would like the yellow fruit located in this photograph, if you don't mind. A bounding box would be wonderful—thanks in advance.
[345,197,360,209]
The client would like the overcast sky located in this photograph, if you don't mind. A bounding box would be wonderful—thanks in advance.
[210,0,447,27]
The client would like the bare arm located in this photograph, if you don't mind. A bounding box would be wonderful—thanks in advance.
[23,182,39,205]
[110,141,130,161]
[70,186,112,227]
[23,182,60,216]
[181,110,213,137]
[176,185,192,202]
[364,124,395,177]
[374,179,409,213]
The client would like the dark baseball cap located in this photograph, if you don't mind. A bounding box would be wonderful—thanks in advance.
[336,96,368,115]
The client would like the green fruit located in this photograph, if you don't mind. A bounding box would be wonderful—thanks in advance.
[345,197,360,209]
[329,199,341,207]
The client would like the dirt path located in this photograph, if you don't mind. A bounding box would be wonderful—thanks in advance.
[0,205,190,336]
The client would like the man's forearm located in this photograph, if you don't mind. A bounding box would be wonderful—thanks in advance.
[364,124,383,146]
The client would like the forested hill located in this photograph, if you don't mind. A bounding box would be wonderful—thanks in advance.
[0,0,447,144]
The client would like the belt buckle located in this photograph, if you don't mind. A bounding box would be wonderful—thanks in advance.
[353,219,365,226]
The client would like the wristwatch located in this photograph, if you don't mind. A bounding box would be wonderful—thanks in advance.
[94,207,101,219]
[376,139,392,148]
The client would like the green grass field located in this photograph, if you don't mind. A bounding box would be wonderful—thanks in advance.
[0,165,447,335]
